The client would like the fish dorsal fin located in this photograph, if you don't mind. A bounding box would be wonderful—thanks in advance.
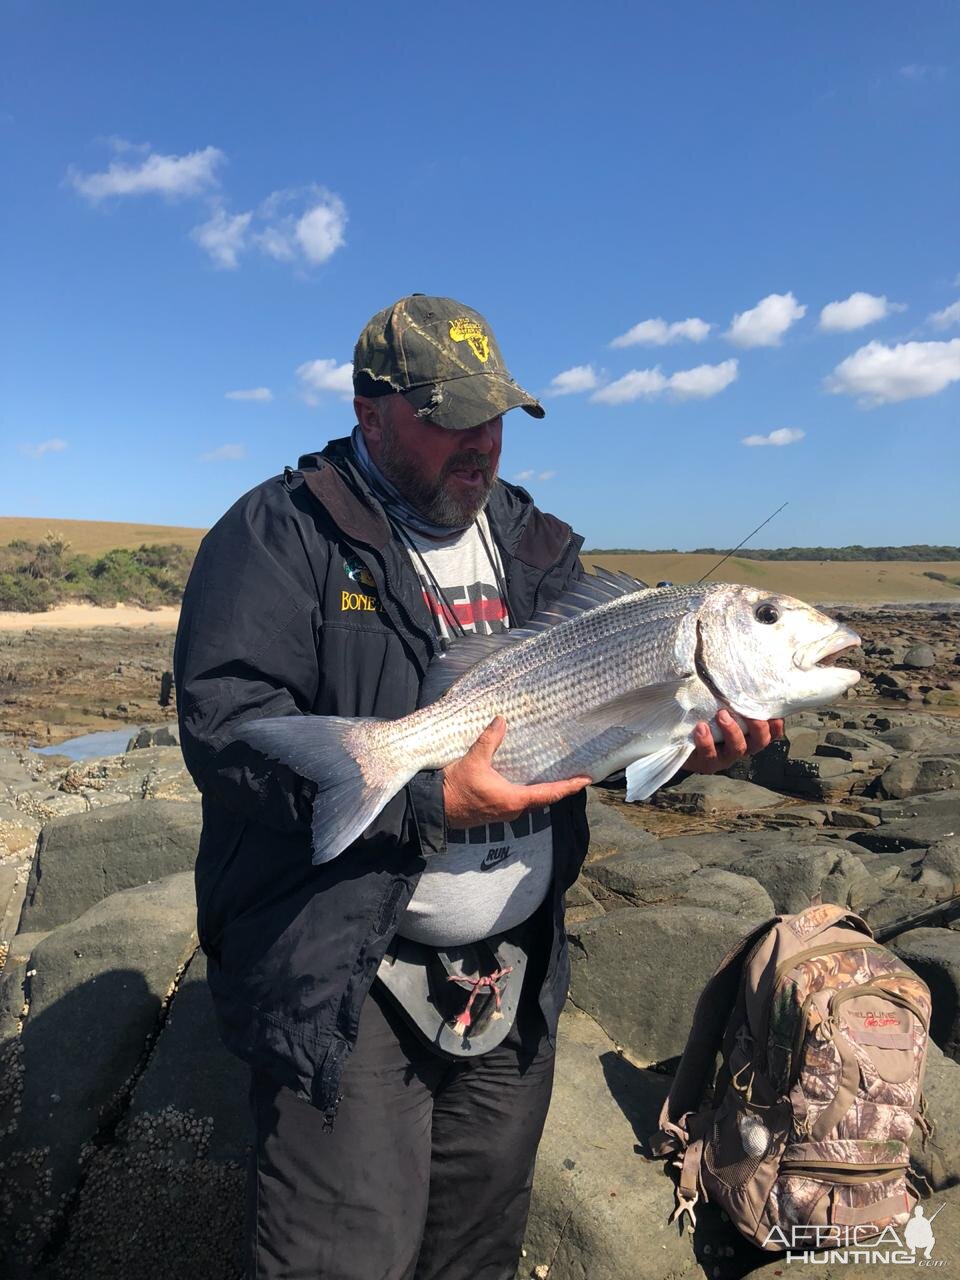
[419,634,514,706]
[417,568,651,707]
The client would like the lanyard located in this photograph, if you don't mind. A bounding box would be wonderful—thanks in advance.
[392,518,509,643]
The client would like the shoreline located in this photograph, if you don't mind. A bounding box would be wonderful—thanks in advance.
[0,602,181,632]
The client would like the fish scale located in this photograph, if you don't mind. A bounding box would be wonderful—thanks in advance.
[237,572,862,864]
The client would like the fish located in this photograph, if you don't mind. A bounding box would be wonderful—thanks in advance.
[235,571,861,864]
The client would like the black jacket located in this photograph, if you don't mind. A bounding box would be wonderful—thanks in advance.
[174,437,590,1119]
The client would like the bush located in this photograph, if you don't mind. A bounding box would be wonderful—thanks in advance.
[0,573,56,612]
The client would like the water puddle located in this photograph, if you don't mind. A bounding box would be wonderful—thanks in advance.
[31,728,134,761]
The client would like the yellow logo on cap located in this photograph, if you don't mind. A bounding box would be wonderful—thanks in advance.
[449,317,490,363]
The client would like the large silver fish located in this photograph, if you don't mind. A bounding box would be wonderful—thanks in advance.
[237,572,861,864]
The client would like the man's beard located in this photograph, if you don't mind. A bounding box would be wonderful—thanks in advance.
[378,428,496,528]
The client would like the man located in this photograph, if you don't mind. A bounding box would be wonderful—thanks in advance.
[174,294,780,1280]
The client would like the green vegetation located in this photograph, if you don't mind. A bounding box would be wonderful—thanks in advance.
[0,533,194,612]
[584,545,960,561]
[923,571,960,588]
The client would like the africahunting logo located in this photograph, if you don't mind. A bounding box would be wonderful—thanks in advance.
[449,317,490,363]
[763,1202,944,1265]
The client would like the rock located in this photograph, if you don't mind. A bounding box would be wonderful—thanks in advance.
[680,868,775,918]
[654,833,771,865]
[823,729,894,756]
[567,906,756,1064]
[126,724,181,751]
[879,756,960,800]
[522,1008,698,1280]
[850,818,959,854]
[583,851,700,907]
[0,873,198,1275]
[585,789,658,861]
[902,643,937,669]
[912,1040,960,1188]
[861,891,934,934]
[892,928,960,1061]
[653,775,783,816]
[18,799,202,932]
[724,845,881,914]
[564,879,605,924]
[924,837,960,889]
[860,790,960,824]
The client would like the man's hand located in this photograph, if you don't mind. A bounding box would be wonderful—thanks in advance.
[687,708,784,775]
[443,716,591,829]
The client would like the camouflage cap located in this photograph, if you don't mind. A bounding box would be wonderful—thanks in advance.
[352,294,546,430]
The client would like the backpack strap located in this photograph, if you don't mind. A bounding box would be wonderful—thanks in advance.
[650,915,779,1157]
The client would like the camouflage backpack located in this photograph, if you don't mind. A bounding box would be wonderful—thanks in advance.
[651,903,933,1250]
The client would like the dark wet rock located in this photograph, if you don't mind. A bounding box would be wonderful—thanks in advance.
[902,643,937,669]
[18,799,201,932]
[892,928,960,1061]
[724,845,881,915]
[126,724,181,751]
[0,873,198,1276]
[522,1009,697,1280]
[567,906,759,1065]
[879,756,960,800]
[850,819,959,854]
[652,775,783,816]
[583,850,700,907]
[680,867,775,918]
[585,789,658,860]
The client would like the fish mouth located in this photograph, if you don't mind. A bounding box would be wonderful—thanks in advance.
[796,626,863,673]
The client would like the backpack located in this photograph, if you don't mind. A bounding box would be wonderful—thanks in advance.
[650,902,934,1251]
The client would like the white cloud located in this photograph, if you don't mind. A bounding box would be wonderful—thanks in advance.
[297,358,354,402]
[225,387,272,402]
[200,443,247,462]
[826,338,960,405]
[514,470,534,482]
[929,300,960,330]
[20,437,67,459]
[69,144,225,202]
[591,359,737,405]
[819,292,904,332]
[668,359,739,400]
[611,317,710,347]
[514,469,556,483]
[898,64,945,81]
[742,428,806,447]
[191,207,252,269]
[725,292,806,348]
[253,187,347,267]
[547,364,599,395]
[592,368,668,404]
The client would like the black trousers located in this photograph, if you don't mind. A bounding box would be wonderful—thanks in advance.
[245,978,555,1280]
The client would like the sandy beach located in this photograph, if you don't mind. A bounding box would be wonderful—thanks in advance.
[0,602,181,632]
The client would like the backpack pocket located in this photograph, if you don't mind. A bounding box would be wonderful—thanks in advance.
[701,1094,790,1245]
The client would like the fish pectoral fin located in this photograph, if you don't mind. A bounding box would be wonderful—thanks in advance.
[624,741,694,802]
[579,678,690,735]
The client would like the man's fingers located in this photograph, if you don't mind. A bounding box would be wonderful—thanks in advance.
[716,709,747,758]
[515,776,592,808]
[693,721,718,762]
[771,719,785,741]
[744,718,772,754]
[469,716,507,763]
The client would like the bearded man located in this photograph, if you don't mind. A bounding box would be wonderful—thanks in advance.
[174,294,779,1280]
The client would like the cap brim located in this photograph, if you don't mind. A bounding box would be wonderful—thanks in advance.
[403,373,545,430]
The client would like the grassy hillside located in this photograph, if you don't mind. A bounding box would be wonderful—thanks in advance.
[584,553,960,603]
[0,516,207,556]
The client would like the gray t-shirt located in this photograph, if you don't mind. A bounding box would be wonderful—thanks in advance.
[395,512,554,946]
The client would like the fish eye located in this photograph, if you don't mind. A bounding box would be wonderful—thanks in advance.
[754,602,780,625]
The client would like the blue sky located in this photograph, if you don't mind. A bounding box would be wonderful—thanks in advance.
[3,1,959,549]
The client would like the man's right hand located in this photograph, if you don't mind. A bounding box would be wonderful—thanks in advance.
[442,716,591,830]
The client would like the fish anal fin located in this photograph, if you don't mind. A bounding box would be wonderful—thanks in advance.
[625,741,694,802]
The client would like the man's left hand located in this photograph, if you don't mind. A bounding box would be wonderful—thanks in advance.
[687,709,785,775]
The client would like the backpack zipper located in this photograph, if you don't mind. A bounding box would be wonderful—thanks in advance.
[759,939,886,1070]
[778,1162,906,1185]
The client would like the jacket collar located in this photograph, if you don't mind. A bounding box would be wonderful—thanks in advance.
[298,435,572,571]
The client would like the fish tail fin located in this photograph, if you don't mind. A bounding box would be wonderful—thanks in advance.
[235,715,417,864]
